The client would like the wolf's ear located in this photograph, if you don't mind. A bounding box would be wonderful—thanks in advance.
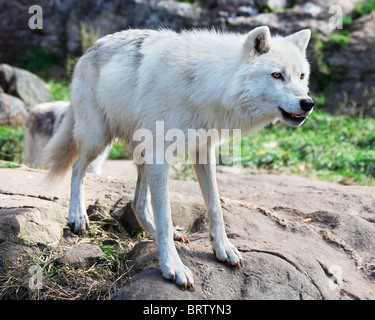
[244,26,271,56]
[286,29,311,52]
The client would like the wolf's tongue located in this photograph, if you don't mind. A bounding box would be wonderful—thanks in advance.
[292,113,308,119]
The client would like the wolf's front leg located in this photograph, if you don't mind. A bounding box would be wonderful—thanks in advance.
[192,149,243,268]
[144,162,194,290]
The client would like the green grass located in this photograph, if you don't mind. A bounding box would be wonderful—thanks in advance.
[0,126,24,162]
[0,237,129,300]
[354,0,375,17]
[15,49,62,80]
[239,110,375,185]
[108,141,132,160]
[47,80,71,101]
[328,33,351,47]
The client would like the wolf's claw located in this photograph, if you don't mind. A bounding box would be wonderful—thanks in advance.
[173,232,190,243]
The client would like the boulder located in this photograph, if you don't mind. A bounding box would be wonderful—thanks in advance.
[225,3,334,37]
[0,187,66,245]
[56,242,104,267]
[295,0,363,14]
[114,185,375,300]
[323,12,375,116]
[113,240,325,300]
[0,93,28,126]
[255,0,293,12]
[0,64,52,109]
[0,0,204,60]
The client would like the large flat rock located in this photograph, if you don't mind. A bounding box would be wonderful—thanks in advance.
[114,191,375,300]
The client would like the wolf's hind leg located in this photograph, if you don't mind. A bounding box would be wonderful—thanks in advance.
[68,122,110,235]
[68,157,90,235]
[131,164,156,237]
[132,164,190,243]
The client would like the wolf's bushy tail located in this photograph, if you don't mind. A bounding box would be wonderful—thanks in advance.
[42,105,78,181]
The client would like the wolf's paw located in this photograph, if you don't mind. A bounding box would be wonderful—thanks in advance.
[68,214,89,235]
[173,231,190,244]
[212,237,243,269]
[161,258,195,291]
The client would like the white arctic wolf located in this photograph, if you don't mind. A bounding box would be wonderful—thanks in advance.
[42,26,314,290]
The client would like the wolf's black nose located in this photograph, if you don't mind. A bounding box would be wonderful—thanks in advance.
[300,98,315,112]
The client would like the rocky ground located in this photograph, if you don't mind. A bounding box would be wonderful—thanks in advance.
[0,160,374,299]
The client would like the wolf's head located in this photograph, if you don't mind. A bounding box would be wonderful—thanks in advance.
[238,26,314,127]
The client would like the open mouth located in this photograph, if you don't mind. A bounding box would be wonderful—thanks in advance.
[278,107,308,127]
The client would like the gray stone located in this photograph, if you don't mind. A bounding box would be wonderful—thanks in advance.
[113,240,324,300]
[0,64,52,108]
[0,93,28,126]
[57,242,104,267]
[0,195,66,245]
[323,12,375,116]
[114,172,375,300]
[255,0,293,12]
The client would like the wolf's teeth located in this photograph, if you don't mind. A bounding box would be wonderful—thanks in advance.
[292,113,307,119]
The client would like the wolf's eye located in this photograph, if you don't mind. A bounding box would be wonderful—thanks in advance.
[272,72,282,79]
[300,74,305,80]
